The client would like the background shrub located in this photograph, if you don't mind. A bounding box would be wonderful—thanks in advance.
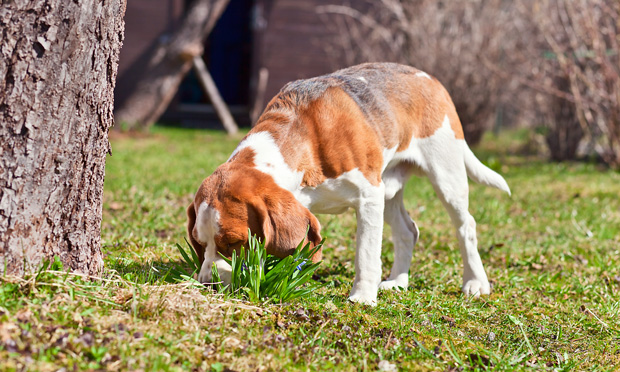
[320,0,620,168]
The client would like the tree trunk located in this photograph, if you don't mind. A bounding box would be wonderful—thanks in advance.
[0,0,126,276]
[545,97,584,162]
[114,0,230,130]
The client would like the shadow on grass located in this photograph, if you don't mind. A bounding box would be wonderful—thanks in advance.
[106,258,196,285]
[314,260,354,277]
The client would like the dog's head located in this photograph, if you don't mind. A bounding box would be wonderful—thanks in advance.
[187,164,322,265]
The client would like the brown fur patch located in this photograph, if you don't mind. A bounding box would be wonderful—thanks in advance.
[253,87,385,187]
[378,69,465,142]
[186,203,204,265]
[252,63,465,187]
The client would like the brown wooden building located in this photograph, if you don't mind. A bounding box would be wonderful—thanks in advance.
[115,0,352,128]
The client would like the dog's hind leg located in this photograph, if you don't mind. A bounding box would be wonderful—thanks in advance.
[379,188,419,290]
[409,114,490,297]
[426,153,491,297]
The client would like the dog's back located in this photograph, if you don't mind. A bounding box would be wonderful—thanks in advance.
[269,62,464,147]
[254,62,509,194]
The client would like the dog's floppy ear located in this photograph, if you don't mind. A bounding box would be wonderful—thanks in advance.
[306,210,323,263]
[186,203,205,264]
[251,193,322,260]
[247,200,274,249]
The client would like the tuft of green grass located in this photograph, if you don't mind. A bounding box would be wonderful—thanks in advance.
[166,239,202,284]
[211,231,323,303]
[168,229,324,303]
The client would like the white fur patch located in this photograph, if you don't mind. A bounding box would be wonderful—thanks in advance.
[195,202,220,248]
[196,202,232,284]
[357,76,368,83]
[415,71,432,80]
[382,146,397,172]
[391,114,457,174]
[229,131,303,191]
[295,168,377,214]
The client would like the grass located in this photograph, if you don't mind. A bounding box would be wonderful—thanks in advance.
[1,126,619,371]
[207,233,323,302]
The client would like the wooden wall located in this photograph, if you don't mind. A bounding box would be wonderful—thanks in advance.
[255,0,350,104]
[115,0,184,107]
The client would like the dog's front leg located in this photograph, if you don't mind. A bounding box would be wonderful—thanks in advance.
[349,184,385,306]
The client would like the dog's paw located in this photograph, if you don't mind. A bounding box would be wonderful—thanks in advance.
[462,279,491,298]
[198,258,232,285]
[197,261,213,284]
[348,293,377,306]
[215,259,232,285]
[378,279,407,291]
[348,285,378,306]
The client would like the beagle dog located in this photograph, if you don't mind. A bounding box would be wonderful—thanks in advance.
[187,63,510,305]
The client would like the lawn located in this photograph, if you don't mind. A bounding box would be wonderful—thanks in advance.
[1,126,619,371]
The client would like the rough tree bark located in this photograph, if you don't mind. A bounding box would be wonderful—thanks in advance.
[114,0,230,130]
[0,0,125,276]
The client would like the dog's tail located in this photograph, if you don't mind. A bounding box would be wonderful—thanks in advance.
[463,145,511,195]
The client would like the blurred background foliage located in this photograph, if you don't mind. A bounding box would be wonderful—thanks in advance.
[319,0,619,167]
[115,0,619,169]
